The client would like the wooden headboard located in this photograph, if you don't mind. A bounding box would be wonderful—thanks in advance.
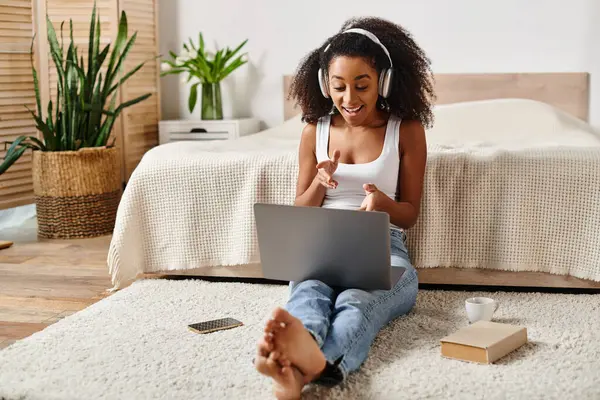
[283,73,590,121]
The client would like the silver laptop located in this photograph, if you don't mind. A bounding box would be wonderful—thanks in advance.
[253,203,405,290]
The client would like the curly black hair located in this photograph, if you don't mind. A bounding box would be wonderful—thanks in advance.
[288,17,435,128]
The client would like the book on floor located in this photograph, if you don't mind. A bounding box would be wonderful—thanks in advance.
[440,321,528,364]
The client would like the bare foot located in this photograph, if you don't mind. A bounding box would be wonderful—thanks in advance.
[255,343,304,399]
[269,307,327,381]
[264,334,291,367]
[272,363,305,400]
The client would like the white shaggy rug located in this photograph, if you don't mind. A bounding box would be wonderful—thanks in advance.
[1,279,599,400]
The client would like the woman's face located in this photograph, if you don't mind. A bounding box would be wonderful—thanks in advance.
[327,56,380,126]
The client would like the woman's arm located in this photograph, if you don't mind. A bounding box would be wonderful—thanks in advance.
[294,124,327,207]
[388,119,427,228]
[362,119,427,229]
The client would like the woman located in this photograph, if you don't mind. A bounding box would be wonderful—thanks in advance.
[255,16,434,399]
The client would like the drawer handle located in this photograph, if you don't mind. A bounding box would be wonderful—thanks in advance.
[190,128,207,133]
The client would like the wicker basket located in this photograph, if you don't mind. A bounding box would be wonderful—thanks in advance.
[32,147,122,239]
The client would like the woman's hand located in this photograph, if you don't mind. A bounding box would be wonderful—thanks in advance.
[315,149,340,189]
[359,183,393,211]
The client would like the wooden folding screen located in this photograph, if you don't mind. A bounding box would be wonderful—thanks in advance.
[0,0,160,209]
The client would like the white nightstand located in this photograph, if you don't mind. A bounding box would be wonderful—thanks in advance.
[158,118,260,144]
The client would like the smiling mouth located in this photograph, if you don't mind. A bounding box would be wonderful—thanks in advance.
[342,105,364,115]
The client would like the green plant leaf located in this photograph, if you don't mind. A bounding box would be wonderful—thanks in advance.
[162,59,179,68]
[115,93,151,115]
[104,10,128,96]
[69,62,80,150]
[24,136,46,151]
[4,141,41,152]
[94,93,118,147]
[85,4,102,110]
[198,33,204,54]
[97,43,110,69]
[218,55,247,81]
[46,101,55,150]
[213,49,224,81]
[221,39,247,65]
[29,36,42,122]
[0,146,29,175]
[188,83,198,113]
[105,32,138,95]
[160,68,186,77]
[46,16,65,103]
[65,23,77,150]
[60,21,65,54]
[195,58,212,83]
[25,105,53,149]
[4,136,45,152]
[101,109,116,117]
[188,37,197,51]
[107,55,156,97]
[86,1,97,92]
[4,136,31,155]
[46,18,63,60]
[95,115,115,147]
[87,72,103,145]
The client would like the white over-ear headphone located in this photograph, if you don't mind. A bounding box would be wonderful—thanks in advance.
[318,28,394,99]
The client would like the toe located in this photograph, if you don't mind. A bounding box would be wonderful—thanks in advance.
[264,333,275,348]
[280,358,291,367]
[258,339,271,356]
[280,366,293,383]
[255,355,271,376]
[274,351,291,367]
[266,353,279,372]
[271,307,296,327]
[266,318,285,332]
[256,351,283,378]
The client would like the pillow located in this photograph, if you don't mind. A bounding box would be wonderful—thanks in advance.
[426,98,600,148]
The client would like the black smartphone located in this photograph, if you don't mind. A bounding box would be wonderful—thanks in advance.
[188,317,243,334]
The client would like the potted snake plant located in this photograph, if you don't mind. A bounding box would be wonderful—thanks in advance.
[0,3,152,238]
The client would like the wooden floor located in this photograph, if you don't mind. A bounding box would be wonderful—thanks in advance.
[0,218,113,349]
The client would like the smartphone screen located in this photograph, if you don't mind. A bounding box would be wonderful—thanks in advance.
[188,317,243,334]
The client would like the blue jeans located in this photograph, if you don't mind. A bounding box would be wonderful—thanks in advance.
[285,228,419,385]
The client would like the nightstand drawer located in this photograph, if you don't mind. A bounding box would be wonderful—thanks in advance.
[159,118,260,144]
[169,132,228,141]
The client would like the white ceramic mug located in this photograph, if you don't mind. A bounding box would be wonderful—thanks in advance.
[465,297,499,323]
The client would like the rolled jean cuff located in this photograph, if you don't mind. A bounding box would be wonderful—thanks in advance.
[306,327,325,348]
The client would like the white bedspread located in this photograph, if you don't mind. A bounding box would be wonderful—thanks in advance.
[108,100,600,289]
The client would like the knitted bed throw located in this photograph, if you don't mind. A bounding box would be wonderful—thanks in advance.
[108,115,600,289]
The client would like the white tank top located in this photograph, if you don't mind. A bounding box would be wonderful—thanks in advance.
[316,114,402,213]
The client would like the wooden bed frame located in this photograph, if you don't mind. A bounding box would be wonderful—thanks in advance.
[283,72,590,121]
[154,72,599,290]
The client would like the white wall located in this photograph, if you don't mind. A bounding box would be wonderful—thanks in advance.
[158,0,600,130]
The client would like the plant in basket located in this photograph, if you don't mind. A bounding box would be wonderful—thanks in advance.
[0,2,153,239]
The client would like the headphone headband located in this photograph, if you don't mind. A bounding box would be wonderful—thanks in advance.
[323,28,393,68]
[318,27,394,99]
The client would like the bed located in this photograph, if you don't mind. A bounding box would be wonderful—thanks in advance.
[107,72,600,291]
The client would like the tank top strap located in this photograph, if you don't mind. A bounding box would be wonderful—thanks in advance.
[315,115,332,162]
[385,114,402,156]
